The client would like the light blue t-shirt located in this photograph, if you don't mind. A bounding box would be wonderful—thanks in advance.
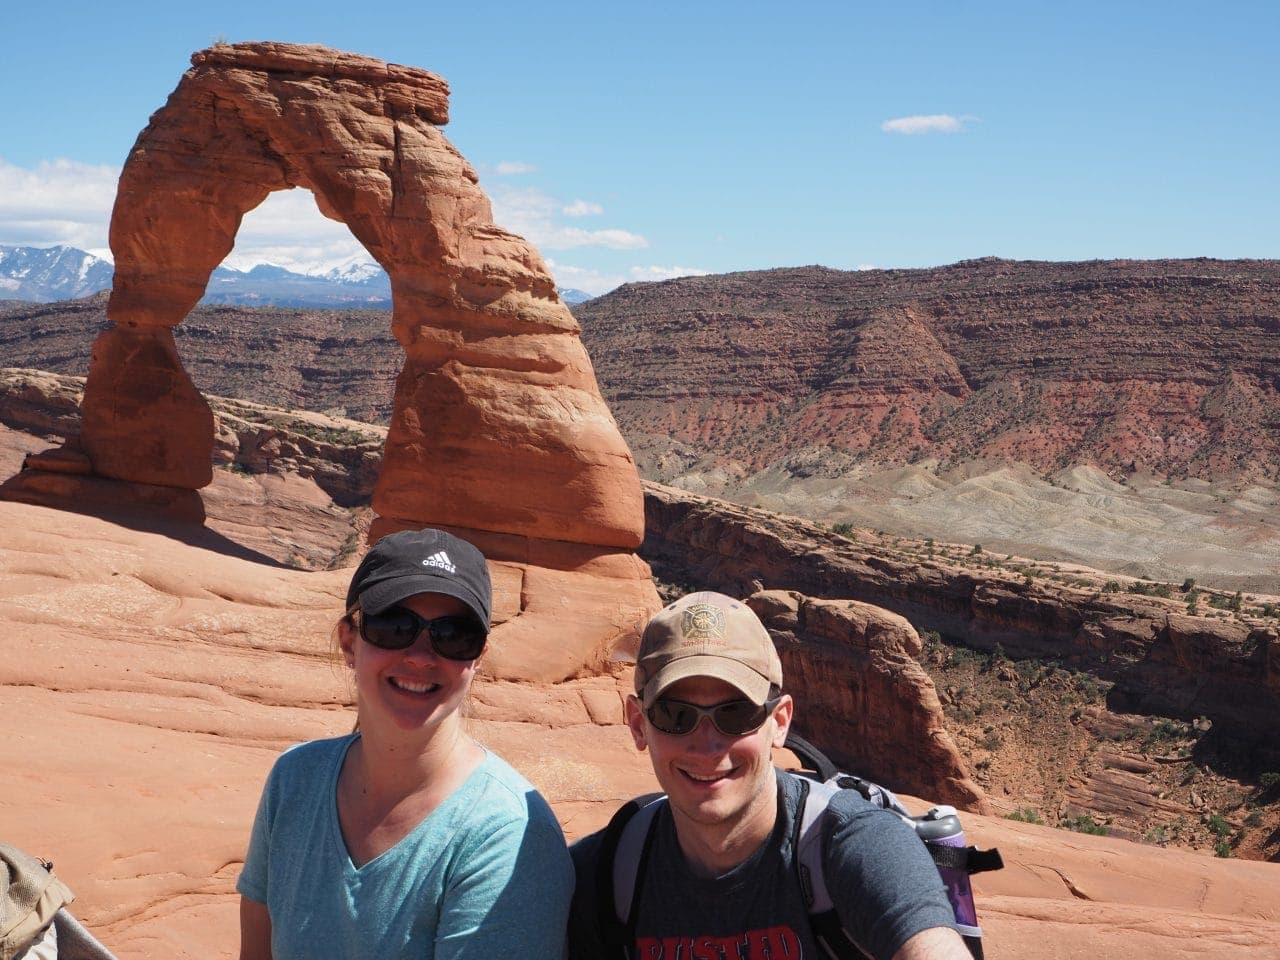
[237,734,573,960]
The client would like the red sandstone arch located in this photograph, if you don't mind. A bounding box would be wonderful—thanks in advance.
[82,41,643,552]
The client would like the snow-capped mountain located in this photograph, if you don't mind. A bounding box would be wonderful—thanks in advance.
[0,245,593,307]
[0,245,114,302]
[316,259,386,284]
[201,262,392,307]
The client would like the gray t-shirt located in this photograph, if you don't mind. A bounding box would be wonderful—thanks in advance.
[569,769,956,960]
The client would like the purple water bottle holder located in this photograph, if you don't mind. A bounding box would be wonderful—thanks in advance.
[914,806,981,933]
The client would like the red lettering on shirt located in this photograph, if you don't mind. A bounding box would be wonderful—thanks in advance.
[636,925,802,960]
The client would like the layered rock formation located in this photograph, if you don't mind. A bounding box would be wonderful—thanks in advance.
[750,590,987,811]
[14,260,1279,589]
[643,483,1280,760]
[574,258,1280,485]
[79,41,641,553]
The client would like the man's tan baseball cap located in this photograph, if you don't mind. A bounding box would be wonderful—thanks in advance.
[635,592,783,707]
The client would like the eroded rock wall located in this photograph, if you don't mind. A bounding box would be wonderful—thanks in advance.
[644,481,1280,757]
[750,589,987,811]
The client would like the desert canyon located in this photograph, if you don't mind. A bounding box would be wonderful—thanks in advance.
[2,41,1279,960]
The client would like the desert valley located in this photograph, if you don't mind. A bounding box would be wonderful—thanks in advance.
[2,39,1279,960]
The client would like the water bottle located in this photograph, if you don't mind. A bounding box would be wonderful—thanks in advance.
[913,805,984,958]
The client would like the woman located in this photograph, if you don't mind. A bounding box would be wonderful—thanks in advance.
[237,528,573,959]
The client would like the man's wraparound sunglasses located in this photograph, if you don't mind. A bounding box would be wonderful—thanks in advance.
[358,607,487,661]
[646,696,782,737]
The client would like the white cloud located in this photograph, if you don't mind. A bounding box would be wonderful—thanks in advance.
[0,164,373,274]
[545,258,625,297]
[490,185,648,250]
[880,114,972,135]
[545,261,712,297]
[494,161,538,175]
[223,188,371,272]
[0,158,119,255]
[628,265,711,282]
[0,159,652,282]
[562,199,604,217]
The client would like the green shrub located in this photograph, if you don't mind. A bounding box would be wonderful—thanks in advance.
[832,522,855,538]
[1128,581,1172,598]
[1214,841,1232,858]
[1062,814,1108,835]
[1144,719,1185,746]
[1006,809,1044,825]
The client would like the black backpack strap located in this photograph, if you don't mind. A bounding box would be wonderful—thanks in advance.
[595,792,665,958]
[784,730,840,782]
[784,732,913,817]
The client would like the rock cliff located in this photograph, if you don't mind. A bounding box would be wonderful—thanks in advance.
[750,589,987,811]
[9,261,1279,591]
[575,258,1280,485]
[642,482,1279,759]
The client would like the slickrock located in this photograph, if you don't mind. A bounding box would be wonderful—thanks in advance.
[4,498,1280,959]
[78,41,642,552]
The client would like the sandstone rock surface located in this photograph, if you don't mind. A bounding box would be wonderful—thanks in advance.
[4,498,1280,959]
[2,371,658,682]
[81,41,642,553]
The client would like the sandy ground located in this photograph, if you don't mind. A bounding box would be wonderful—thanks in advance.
[663,458,1280,594]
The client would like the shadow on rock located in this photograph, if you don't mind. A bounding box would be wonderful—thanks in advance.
[0,461,290,569]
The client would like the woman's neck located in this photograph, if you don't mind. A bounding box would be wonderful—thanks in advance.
[336,716,486,867]
[353,713,481,798]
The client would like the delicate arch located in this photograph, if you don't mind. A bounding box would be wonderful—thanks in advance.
[81,42,643,551]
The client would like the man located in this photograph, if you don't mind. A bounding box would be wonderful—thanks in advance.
[568,591,969,960]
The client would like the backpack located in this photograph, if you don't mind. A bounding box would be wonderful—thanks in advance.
[594,731,1003,960]
[0,843,120,960]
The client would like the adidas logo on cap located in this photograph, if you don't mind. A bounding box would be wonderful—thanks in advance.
[422,551,457,574]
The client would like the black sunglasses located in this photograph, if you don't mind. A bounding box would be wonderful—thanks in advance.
[646,696,782,737]
[358,607,487,661]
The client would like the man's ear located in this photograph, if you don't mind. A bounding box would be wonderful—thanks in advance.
[624,695,649,752]
[769,694,795,749]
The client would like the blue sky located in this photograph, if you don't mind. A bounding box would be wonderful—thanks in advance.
[2,0,1277,294]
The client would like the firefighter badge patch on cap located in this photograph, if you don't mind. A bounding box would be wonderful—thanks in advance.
[681,602,727,644]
